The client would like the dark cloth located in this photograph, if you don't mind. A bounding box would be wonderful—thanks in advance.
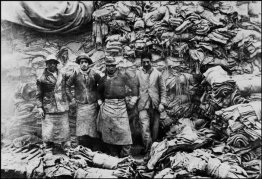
[36,68,68,113]
[136,67,167,111]
[66,68,101,104]
[97,70,138,100]
[106,143,131,158]
[77,135,104,152]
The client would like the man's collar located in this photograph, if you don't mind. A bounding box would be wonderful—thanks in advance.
[80,68,91,75]
[142,67,153,74]
[45,68,58,76]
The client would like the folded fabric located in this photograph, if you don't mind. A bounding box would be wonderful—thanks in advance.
[203,66,230,85]
[2,1,93,33]
[147,139,169,170]
[231,75,261,94]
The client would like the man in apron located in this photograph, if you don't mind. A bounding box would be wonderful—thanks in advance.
[66,54,102,151]
[36,55,70,151]
[97,56,138,157]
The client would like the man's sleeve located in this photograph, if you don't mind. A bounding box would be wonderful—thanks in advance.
[36,79,43,108]
[125,73,138,96]
[159,73,167,106]
[94,72,102,100]
[65,70,76,102]
[97,76,105,101]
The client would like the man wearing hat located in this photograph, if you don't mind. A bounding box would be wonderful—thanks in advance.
[66,54,102,151]
[36,55,70,151]
[97,56,138,157]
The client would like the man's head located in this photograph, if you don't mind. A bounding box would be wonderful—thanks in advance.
[141,52,152,71]
[45,55,59,73]
[105,56,118,75]
[76,54,93,71]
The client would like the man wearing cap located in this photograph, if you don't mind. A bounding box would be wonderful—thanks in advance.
[97,56,138,157]
[36,55,70,151]
[136,52,167,155]
[65,54,102,151]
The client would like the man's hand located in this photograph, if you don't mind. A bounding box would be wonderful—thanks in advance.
[98,99,103,106]
[38,108,44,118]
[70,98,76,106]
[128,96,138,108]
[158,103,165,113]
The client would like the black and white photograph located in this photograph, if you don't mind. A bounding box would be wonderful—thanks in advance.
[1,1,261,178]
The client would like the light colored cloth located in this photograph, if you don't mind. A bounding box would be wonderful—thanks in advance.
[76,103,99,138]
[203,66,230,85]
[42,112,70,143]
[1,1,93,33]
[97,99,132,145]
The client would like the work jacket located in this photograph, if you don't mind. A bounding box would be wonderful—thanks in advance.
[36,68,68,113]
[136,67,167,111]
[97,70,138,100]
[66,68,101,104]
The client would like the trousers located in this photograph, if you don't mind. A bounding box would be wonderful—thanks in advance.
[139,108,160,153]
[106,143,131,158]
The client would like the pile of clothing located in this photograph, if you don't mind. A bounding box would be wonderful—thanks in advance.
[1,144,137,179]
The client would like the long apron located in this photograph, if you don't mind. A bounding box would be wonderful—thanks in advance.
[42,112,70,143]
[97,99,132,145]
[76,103,99,138]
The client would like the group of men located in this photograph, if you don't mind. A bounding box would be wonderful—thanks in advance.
[36,48,167,158]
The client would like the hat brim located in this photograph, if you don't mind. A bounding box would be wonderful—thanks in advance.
[45,59,60,64]
[76,58,93,65]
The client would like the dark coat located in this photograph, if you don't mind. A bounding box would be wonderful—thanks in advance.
[65,68,101,104]
[36,69,68,113]
[97,70,138,100]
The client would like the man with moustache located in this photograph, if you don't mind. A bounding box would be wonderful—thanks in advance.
[97,56,138,157]
[36,55,70,151]
[136,52,167,155]
[66,54,102,151]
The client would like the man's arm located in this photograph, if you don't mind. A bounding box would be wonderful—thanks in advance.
[65,70,76,102]
[94,71,102,102]
[125,73,138,97]
[159,73,167,107]
[36,79,44,117]
[36,79,43,108]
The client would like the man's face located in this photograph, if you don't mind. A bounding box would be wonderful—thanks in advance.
[46,60,58,73]
[79,59,90,71]
[142,58,152,71]
[61,51,68,65]
[106,64,117,75]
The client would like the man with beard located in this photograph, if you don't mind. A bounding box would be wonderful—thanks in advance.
[36,55,70,152]
[97,56,138,157]
[66,54,102,151]
[136,52,167,155]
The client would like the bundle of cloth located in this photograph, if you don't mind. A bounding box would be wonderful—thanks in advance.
[1,1,94,33]
[200,66,249,115]
[215,101,261,163]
